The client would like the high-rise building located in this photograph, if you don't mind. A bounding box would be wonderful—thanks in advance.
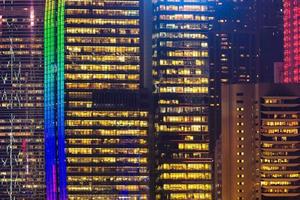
[219,84,261,200]
[211,0,258,85]
[152,0,214,199]
[257,0,284,83]
[212,0,284,84]
[44,0,150,199]
[260,90,300,199]
[0,1,45,199]
[218,83,300,200]
[283,0,300,83]
[210,0,259,152]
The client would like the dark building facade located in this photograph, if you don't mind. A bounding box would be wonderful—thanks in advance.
[153,0,214,199]
[211,0,258,85]
[0,1,45,199]
[257,0,284,83]
[44,0,150,199]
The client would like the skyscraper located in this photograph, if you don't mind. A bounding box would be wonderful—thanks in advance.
[219,84,261,200]
[0,1,45,199]
[257,0,284,83]
[44,0,149,199]
[218,83,300,200]
[153,0,214,199]
[211,0,258,85]
[260,91,300,199]
[283,0,300,83]
[210,0,259,152]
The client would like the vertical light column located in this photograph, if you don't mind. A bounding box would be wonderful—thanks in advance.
[44,0,67,199]
[57,0,67,199]
[44,0,57,199]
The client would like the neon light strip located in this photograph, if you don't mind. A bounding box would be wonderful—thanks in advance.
[44,0,66,199]
[57,0,67,199]
[44,0,56,199]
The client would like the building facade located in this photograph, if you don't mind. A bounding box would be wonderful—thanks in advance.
[210,0,260,158]
[211,0,259,85]
[260,90,300,199]
[152,0,214,199]
[220,84,261,200]
[257,0,284,83]
[218,83,300,200]
[0,1,45,199]
[44,0,150,199]
[283,0,300,83]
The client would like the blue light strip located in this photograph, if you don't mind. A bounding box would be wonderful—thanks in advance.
[57,0,67,199]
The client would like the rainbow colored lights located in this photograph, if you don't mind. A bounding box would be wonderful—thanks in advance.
[44,0,67,199]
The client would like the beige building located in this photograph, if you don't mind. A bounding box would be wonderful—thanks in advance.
[217,83,300,200]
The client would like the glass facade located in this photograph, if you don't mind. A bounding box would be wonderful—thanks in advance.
[152,0,214,199]
[212,0,258,85]
[283,0,300,83]
[44,0,149,199]
[0,1,45,199]
[66,90,150,200]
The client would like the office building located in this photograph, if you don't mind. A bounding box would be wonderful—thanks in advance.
[260,88,300,199]
[44,0,149,199]
[210,0,259,153]
[257,0,284,83]
[0,1,45,199]
[219,84,261,200]
[218,83,300,200]
[153,0,214,199]
[211,0,258,85]
[283,0,300,83]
